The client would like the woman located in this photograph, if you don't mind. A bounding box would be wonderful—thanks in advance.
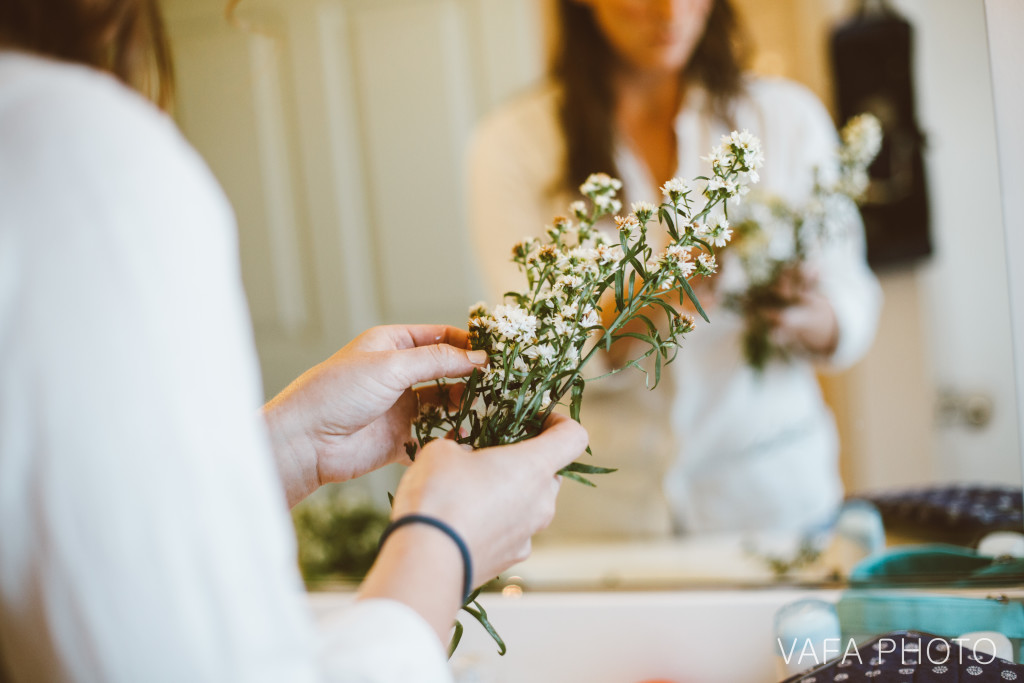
[468,0,881,536]
[0,1,587,681]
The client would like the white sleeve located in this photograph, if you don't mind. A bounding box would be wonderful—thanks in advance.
[0,58,451,683]
[786,86,883,371]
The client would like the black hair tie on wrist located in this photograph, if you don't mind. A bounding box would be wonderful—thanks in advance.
[378,514,474,605]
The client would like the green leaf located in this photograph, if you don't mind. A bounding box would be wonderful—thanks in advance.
[691,235,713,253]
[659,207,677,238]
[626,254,646,280]
[644,295,678,323]
[569,377,584,423]
[503,291,529,306]
[447,620,464,660]
[617,331,656,346]
[678,277,710,323]
[560,470,596,487]
[463,601,507,656]
[454,369,482,427]
[635,312,659,336]
[387,491,394,508]
[614,269,625,311]
[561,461,617,475]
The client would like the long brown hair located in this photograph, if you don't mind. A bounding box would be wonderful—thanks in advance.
[552,0,749,193]
[0,0,174,110]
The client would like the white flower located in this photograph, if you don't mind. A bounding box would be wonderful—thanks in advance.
[523,342,557,363]
[580,172,622,196]
[710,229,732,248]
[489,304,538,343]
[512,237,538,261]
[555,273,584,291]
[468,301,488,317]
[661,177,690,202]
[614,214,641,239]
[594,243,623,266]
[841,113,883,168]
[568,246,598,264]
[707,176,739,198]
[703,145,729,169]
[698,252,717,274]
[664,244,689,262]
[547,216,572,239]
[569,200,588,219]
[688,219,710,237]
[549,313,575,337]
[594,194,622,213]
[707,214,732,247]
[657,245,695,283]
[559,301,579,319]
[727,129,765,172]
[631,200,656,220]
[579,306,600,328]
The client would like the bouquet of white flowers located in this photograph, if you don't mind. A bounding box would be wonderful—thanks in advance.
[725,114,883,370]
[407,131,763,655]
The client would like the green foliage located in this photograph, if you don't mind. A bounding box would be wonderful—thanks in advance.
[292,491,390,583]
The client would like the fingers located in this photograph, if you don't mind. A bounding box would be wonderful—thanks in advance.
[357,324,472,352]
[496,413,589,475]
[388,343,489,388]
[413,381,467,411]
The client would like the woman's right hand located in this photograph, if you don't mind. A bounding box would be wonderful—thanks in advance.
[390,413,587,586]
[357,414,587,644]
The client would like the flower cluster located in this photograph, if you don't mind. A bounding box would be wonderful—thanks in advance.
[725,114,882,370]
[407,132,763,655]
[838,113,884,197]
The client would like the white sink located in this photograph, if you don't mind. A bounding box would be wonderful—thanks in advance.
[310,588,837,683]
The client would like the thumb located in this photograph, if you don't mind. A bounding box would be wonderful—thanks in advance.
[387,344,489,387]
[502,413,589,474]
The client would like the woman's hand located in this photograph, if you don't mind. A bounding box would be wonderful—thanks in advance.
[763,265,839,357]
[263,324,488,507]
[359,413,588,643]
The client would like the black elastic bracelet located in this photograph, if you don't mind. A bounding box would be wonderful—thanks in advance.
[378,514,473,605]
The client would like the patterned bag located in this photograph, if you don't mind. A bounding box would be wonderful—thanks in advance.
[780,630,1024,682]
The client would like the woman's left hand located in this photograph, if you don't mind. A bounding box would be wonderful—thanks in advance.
[763,265,840,357]
[263,324,488,507]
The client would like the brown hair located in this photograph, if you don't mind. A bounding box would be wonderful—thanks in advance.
[0,0,175,110]
[552,0,749,193]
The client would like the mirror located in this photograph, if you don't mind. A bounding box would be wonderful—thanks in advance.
[162,0,1022,588]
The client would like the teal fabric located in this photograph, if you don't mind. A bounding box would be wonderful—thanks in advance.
[838,593,1024,639]
[849,544,1024,586]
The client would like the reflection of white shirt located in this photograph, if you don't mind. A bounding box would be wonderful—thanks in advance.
[0,53,451,682]
[468,76,881,534]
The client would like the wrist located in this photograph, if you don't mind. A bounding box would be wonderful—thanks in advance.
[262,396,321,507]
[360,522,465,645]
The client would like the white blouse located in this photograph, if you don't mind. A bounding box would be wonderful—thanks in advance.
[468,77,882,535]
[0,53,451,682]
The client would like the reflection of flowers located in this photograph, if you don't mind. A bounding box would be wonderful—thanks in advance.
[413,132,762,655]
[725,114,882,370]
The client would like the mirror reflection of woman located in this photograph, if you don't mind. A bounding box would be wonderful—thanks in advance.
[469,0,882,536]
